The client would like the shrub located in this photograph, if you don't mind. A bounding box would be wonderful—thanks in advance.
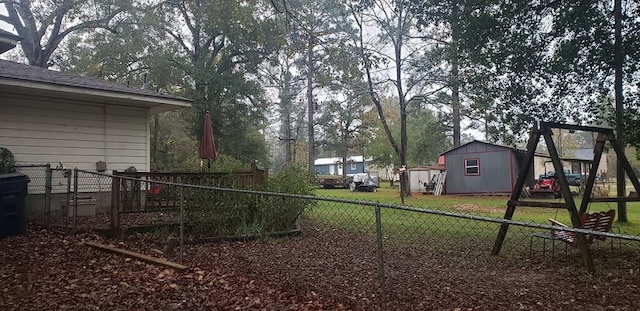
[0,147,16,174]
[182,165,316,238]
[255,166,316,233]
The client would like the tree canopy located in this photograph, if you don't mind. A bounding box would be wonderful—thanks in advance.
[3,0,639,174]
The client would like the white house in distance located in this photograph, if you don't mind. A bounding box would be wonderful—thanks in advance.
[314,156,370,176]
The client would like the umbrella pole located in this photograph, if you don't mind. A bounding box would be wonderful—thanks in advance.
[207,159,211,172]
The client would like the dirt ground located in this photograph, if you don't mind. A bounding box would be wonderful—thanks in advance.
[1,225,640,311]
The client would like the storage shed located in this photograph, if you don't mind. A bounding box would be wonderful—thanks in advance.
[408,166,444,192]
[440,140,535,195]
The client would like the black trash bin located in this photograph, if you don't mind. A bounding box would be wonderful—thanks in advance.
[0,172,30,238]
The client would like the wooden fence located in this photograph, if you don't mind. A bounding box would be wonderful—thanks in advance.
[109,163,268,229]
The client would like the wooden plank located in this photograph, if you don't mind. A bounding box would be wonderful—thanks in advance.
[492,125,541,255]
[84,241,188,271]
[589,197,640,203]
[539,121,614,135]
[508,200,568,209]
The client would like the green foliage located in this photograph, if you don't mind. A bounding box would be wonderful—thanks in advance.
[205,155,249,173]
[0,147,16,174]
[182,166,316,238]
[406,108,451,166]
[150,111,200,171]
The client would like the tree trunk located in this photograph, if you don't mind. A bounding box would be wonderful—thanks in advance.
[450,1,461,147]
[307,35,315,174]
[614,0,627,222]
[284,112,292,166]
[393,3,410,197]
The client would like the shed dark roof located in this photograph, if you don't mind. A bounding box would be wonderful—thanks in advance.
[0,59,190,102]
[440,140,525,155]
[441,140,595,163]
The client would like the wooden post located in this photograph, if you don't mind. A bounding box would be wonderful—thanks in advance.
[579,133,607,214]
[542,125,594,273]
[608,135,640,199]
[492,123,541,255]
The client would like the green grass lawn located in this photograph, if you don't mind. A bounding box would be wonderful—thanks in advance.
[312,183,640,236]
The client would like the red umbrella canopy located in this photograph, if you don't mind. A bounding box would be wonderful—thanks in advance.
[199,112,218,160]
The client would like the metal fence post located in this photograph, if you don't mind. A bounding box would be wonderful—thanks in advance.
[73,168,78,231]
[110,171,121,231]
[44,163,52,226]
[65,169,71,229]
[180,186,184,261]
[375,203,387,311]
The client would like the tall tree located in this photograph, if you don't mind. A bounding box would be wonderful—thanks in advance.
[1,0,128,67]
[276,0,352,173]
[317,83,373,178]
[348,0,432,196]
[143,0,283,165]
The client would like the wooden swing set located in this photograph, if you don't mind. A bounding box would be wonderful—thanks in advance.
[492,121,640,272]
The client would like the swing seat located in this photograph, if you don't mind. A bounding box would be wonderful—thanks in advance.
[530,210,616,257]
[547,209,616,247]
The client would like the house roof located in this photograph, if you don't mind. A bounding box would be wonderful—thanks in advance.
[0,29,22,54]
[0,60,192,113]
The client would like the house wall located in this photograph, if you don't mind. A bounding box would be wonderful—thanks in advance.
[315,164,331,175]
[0,94,149,172]
[315,162,365,175]
[347,162,365,175]
[533,154,608,179]
[444,143,516,195]
[1,94,150,207]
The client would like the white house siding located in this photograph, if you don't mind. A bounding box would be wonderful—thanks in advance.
[1,94,149,196]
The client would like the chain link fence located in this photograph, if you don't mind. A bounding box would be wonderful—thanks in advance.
[15,167,640,309]
[15,164,51,225]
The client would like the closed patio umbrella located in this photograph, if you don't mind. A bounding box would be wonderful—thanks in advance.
[199,111,218,171]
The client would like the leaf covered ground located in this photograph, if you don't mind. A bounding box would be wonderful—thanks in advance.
[1,226,640,310]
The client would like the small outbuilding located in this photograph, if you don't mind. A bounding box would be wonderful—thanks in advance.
[440,140,535,195]
[408,166,444,193]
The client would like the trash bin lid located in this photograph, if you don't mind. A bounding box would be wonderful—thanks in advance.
[0,172,29,181]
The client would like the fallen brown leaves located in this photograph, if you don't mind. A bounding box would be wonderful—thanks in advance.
[1,225,640,310]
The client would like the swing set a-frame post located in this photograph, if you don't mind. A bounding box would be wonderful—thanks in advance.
[491,122,541,255]
[491,121,640,272]
[492,122,640,272]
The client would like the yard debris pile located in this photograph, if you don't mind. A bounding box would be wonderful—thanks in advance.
[1,225,640,310]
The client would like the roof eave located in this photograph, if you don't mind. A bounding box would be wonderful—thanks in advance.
[0,78,192,112]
